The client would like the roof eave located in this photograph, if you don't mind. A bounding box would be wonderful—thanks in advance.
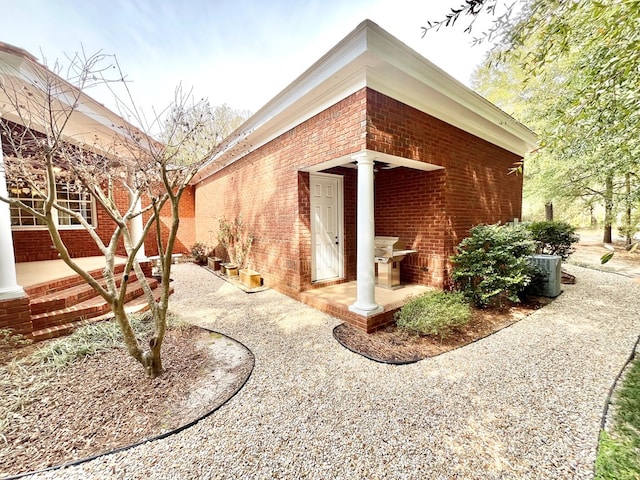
[192,20,538,184]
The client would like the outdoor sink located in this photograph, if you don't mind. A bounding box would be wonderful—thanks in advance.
[389,249,417,262]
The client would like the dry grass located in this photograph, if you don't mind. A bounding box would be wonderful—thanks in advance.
[0,313,206,476]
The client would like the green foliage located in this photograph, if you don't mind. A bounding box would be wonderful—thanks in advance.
[395,291,471,339]
[451,224,536,308]
[526,221,579,260]
[595,356,640,479]
[468,1,639,241]
[190,241,211,265]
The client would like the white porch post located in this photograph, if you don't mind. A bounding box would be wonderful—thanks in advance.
[0,147,25,300]
[130,196,147,261]
[349,152,383,316]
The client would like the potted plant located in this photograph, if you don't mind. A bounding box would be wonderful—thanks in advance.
[207,256,222,271]
[224,263,239,277]
[218,215,254,280]
[239,267,261,288]
[190,242,211,266]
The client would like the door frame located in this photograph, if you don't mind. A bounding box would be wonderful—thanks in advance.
[310,172,344,282]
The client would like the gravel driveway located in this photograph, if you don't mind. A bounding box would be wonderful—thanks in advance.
[30,263,640,479]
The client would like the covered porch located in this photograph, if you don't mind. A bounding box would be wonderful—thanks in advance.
[299,281,433,332]
[300,149,444,331]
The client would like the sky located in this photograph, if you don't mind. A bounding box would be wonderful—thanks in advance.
[1,0,495,122]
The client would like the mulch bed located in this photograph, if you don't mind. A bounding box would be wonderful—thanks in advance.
[334,298,552,364]
[0,326,248,478]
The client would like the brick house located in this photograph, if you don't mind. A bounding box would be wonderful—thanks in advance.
[0,20,536,337]
[0,42,194,340]
[192,20,536,331]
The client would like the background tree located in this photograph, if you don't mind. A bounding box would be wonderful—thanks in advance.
[427,0,640,244]
[0,50,240,377]
[162,101,250,159]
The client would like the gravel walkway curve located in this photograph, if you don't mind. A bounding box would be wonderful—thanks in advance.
[28,264,640,479]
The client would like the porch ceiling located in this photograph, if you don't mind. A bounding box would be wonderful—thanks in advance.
[299,149,444,173]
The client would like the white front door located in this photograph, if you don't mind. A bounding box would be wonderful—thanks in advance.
[310,173,343,282]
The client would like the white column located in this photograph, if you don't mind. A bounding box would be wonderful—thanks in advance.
[130,197,147,261]
[349,152,383,316]
[0,148,25,300]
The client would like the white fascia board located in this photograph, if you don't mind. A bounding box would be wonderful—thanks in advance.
[0,46,147,158]
[365,24,537,155]
[193,20,537,184]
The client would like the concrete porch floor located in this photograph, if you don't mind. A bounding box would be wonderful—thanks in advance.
[15,256,127,288]
[301,281,434,311]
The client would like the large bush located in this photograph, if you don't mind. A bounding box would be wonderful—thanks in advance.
[451,224,537,308]
[395,291,471,339]
[527,220,579,260]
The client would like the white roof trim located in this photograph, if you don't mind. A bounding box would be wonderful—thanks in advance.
[299,149,444,173]
[193,20,537,184]
[0,42,149,160]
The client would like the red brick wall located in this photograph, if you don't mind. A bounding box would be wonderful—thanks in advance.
[374,168,448,286]
[195,89,367,296]
[143,185,195,257]
[367,89,523,286]
[194,87,522,296]
[11,183,194,263]
[0,296,32,336]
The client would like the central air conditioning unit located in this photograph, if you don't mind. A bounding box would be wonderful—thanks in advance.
[529,254,562,297]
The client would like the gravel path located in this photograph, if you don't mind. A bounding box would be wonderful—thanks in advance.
[29,264,640,479]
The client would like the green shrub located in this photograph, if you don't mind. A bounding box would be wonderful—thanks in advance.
[527,220,579,260]
[395,291,471,339]
[451,223,537,308]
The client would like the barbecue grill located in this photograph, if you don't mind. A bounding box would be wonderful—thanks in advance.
[374,236,417,289]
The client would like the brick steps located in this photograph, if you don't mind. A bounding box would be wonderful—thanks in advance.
[24,264,171,342]
[31,284,171,342]
[25,264,127,297]
[30,277,127,316]
[31,279,158,331]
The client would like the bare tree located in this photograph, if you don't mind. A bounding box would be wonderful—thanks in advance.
[0,48,231,377]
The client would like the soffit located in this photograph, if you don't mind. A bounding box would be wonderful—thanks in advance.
[0,44,150,161]
[299,149,444,173]
[194,20,538,184]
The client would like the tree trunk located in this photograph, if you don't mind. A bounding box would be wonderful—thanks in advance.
[624,172,632,246]
[144,336,164,378]
[545,202,554,221]
[603,175,614,244]
[112,302,144,363]
[590,205,598,229]
[113,301,164,378]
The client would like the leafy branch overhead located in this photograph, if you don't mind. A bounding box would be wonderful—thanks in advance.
[446,0,639,248]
